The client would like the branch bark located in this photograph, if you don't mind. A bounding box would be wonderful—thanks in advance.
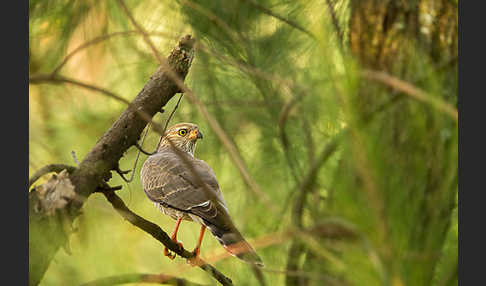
[101,190,233,286]
[29,35,195,286]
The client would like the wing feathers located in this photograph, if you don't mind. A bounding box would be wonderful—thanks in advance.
[140,149,230,228]
[141,147,263,266]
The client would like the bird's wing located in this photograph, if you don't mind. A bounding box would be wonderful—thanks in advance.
[141,149,264,266]
[140,150,233,230]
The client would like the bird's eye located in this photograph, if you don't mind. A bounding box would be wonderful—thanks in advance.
[178,129,187,136]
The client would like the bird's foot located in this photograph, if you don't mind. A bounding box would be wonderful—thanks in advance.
[192,246,201,257]
[164,247,176,260]
[175,240,184,251]
[187,247,203,267]
[163,240,184,260]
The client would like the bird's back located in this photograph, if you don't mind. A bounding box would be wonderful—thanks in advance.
[141,148,264,266]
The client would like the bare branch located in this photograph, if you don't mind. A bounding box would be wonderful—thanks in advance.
[156,93,185,151]
[361,69,458,121]
[29,73,131,105]
[325,0,344,46]
[278,89,309,183]
[134,142,156,156]
[178,0,243,44]
[241,0,315,39]
[51,30,176,76]
[29,164,76,188]
[101,190,233,286]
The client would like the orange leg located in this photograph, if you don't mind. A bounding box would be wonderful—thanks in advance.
[164,217,184,260]
[193,225,207,257]
[188,225,206,266]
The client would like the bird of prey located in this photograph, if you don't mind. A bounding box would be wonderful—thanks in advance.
[140,122,263,266]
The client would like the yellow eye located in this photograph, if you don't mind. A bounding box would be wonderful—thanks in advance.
[178,129,187,136]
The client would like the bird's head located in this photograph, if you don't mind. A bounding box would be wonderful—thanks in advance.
[157,122,203,155]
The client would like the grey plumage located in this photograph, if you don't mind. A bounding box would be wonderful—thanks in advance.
[140,123,263,266]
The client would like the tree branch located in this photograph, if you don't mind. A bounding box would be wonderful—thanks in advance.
[325,0,344,46]
[51,30,176,76]
[29,73,131,105]
[241,0,315,39]
[361,69,458,121]
[101,190,233,286]
[29,164,76,188]
[29,35,195,286]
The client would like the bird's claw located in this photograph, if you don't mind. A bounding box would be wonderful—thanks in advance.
[187,247,202,267]
[187,255,203,267]
[164,247,176,260]
[163,240,184,260]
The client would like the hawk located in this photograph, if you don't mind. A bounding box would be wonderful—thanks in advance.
[140,122,263,266]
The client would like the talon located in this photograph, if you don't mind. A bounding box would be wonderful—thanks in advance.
[187,254,203,267]
[164,248,176,260]
[164,247,175,260]
[162,217,184,261]
[192,246,200,257]
[187,225,205,267]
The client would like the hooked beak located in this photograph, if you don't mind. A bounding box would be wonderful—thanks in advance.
[189,129,203,140]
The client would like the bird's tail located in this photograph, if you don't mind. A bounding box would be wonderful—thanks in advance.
[207,224,264,267]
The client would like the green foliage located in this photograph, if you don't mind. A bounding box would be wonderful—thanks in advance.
[30,0,457,285]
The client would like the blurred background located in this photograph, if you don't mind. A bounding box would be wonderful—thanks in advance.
[29,0,457,285]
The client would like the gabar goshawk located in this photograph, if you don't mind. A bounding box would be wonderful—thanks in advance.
[140,122,263,266]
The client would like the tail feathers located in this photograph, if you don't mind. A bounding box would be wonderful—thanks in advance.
[208,225,264,267]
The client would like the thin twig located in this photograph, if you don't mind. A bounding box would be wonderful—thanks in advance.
[178,0,243,44]
[52,31,137,76]
[29,74,131,105]
[156,93,184,151]
[51,30,176,76]
[29,164,77,188]
[292,139,339,227]
[278,89,309,184]
[241,0,316,39]
[134,142,156,156]
[361,69,458,121]
[325,0,344,46]
[251,266,266,286]
[127,89,183,185]
[124,125,153,184]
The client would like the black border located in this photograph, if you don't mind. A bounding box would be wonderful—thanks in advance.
[458,1,483,285]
